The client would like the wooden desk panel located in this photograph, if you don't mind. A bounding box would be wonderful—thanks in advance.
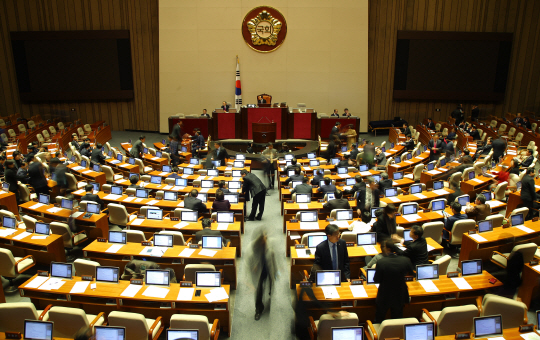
[0,191,19,217]
[387,152,430,177]
[67,163,107,186]
[0,228,65,263]
[517,263,540,308]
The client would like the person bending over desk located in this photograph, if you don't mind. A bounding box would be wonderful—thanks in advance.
[185,189,209,213]
[322,189,351,211]
[129,135,145,159]
[373,203,399,243]
[391,224,429,266]
[314,224,350,282]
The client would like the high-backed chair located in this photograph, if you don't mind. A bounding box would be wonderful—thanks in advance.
[477,294,528,329]
[108,203,136,227]
[135,158,153,174]
[50,222,88,256]
[448,219,476,246]
[421,305,478,335]
[107,311,163,340]
[73,258,100,277]
[431,255,451,275]
[422,221,444,244]
[49,126,57,135]
[461,167,474,182]
[169,314,220,340]
[57,122,65,130]
[0,302,51,333]
[514,132,524,147]
[18,184,34,202]
[8,129,16,139]
[158,231,187,246]
[404,163,423,182]
[493,181,507,201]
[485,214,504,228]
[0,249,35,292]
[300,232,327,247]
[511,207,528,218]
[309,312,359,340]
[84,124,92,134]
[491,243,537,268]
[48,306,105,338]
[77,127,85,137]
[184,264,216,282]
[444,173,462,187]
[18,124,26,133]
[340,232,357,243]
[366,317,419,340]
[102,165,123,182]
[125,230,147,243]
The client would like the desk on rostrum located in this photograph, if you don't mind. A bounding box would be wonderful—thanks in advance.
[0,227,65,264]
[19,275,232,336]
[296,271,501,322]
[82,241,237,289]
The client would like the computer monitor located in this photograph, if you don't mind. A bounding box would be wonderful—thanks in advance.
[190,158,199,165]
[175,178,188,187]
[461,259,483,276]
[35,222,50,235]
[86,202,100,214]
[295,193,311,203]
[385,188,398,197]
[91,182,100,192]
[372,174,381,182]
[331,327,363,340]
[310,160,320,167]
[95,266,119,284]
[395,156,402,164]
[116,154,123,162]
[371,207,380,218]
[469,171,475,180]
[346,178,356,186]
[300,211,318,222]
[416,264,439,281]
[156,151,162,158]
[326,192,336,201]
[202,236,223,249]
[150,176,162,184]
[478,220,493,233]
[307,152,316,159]
[232,170,242,177]
[81,160,87,168]
[510,213,524,226]
[128,158,135,165]
[291,181,302,188]
[359,164,369,172]
[382,147,386,152]
[95,326,126,340]
[366,268,376,284]
[457,196,470,206]
[106,185,122,197]
[50,262,72,279]
[2,182,9,191]
[216,211,234,223]
[61,198,73,210]
[284,154,294,160]
[287,170,295,177]
[108,231,126,244]
[473,315,503,338]
[440,158,447,167]
[201,180,213,188]
[404,323,435,340]
[183,167,194,175]
[181,146,187,152]
[162,165,171,173]
[431,199,445,212]
[481,191,492,201]
[307,235,327,248]
[153,233,174,247]
[516,181,522,191]
[433,181,444,190]
[146,209,163,220]
[341,146,348,152]
[166,329,198,340]
[91,164,100,172]
[228,181,241,190]
[336,210,353,221]
[233,161,244,168]
[235,154,245,160]
[315,270,341,286]
[403,229,413,241]
[195,271,221,287]
[24,320,53,340]
[357,232,376,246]
[407,153,412,160]
[207,169,219,177]
[2,216,16,229]
[163,191,178,201]
[402,204,417,215]
[145,269,171,287]
[196,193,207,202]
[336,167,347,174]
[223,193,239,204]
[331,158,340,165]
[417,149,422,156]
[135,189,148,198]
[410,184,422,194]
[38,194,50,205]
[181,211,198,222]
[427,163,435,171]
[143,147,148,154]
[393,172,404,180]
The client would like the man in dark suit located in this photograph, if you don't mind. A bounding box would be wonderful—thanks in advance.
[378,172,393,191]
[469,126,480,140]
[523,117,532,129]
[373,204,398,242]
[520,168,538,220]
[284,168,304,185]
[241,170,267,221]
[428,134,443,162]
[284,158,302,173]
[28,161,49,196]
[491,133,507,163]
[329,121,341,139]
[426,118,435,130]
[513,112,523,126]
[520,149,534,168]
[171,121,184,141]
[374,148,386,170]
[374,239,415,322]
[217,180,230,194]
[363,141,376,167]
[71,134,80,151]
[402,135,415,151]
[184,189,209,213]
[317,177,336,194]
[464,194,490,222]
[80,143,92,158]
[91,143,106,166]
[446,181,464,204]
[291,176,312,194]
[447,127,457,140]
[357,177,380,215]
[392,225,429,266]
[4,160,25,203]
[221,101,230,112]
[213,142,228,166]
[322,189,351,212]
[330,109,339,117]
[130,136,145,159]
[471,104,480,121]
[81,184,104,208]
[167,167,182,180]
[342,108,351,117]
[257,95,267,104]
[191,130,205,156]
[200,109,210,118]
[474,138,492,161]
[349,144,360,163]
[451,104,463,125]
[337,154,351,168]
[402,123,411,137]
[344,175,365,196]
[443,202,468,241]
[311,168,325,186]
[195,218,225,244]
[314,224,350,282]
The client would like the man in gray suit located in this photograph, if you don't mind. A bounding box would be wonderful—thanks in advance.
[241,170,267,221]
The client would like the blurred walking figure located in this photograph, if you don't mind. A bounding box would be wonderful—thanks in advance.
[246,229,277,321]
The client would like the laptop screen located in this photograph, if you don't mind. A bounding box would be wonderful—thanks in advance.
[468,171,475,180]
[111,186,123,195]
[91,182,100,192]
[371,207,379,218]
[162,165,171,173]
[50,262,72,279]
[95,326,125,340]
[224,193,239,203]
[183,167,194,175]
[316,270,341,286]
[61,199,73,210]
[181,211,198,222]
[95,266,119,283]
[336,210,353,221]
[35,222,50,235]
[337,167,347,174]
[307,235,327,248]
[190,158,199,165]
[433,181,443,190]
[366,268,376,284]
[2,216,16,229]
[331,158,340,165]
[359,164,369,172]
[232,170,242,177]
[163,191,178,201]
[478,220,493,233]
[288,170,295,177]
[136,189,148,198]
[81,160,87,168]
[201,180,213,188]
[341,146,348,152]
[310,160,320,167]
[196,193,207,202]
[38,194,50,205]
[143,147,148,154]
[195,271,221,287]
[440,158,446,167]
[332,326,363,340]
[181,146,187,152]
[511,213,524,226]
[427,163,435,171]
[93,164,101,172]
[395,156,402,164]
[346,178,356,186]
[108,231,126,244]
[145,269,170,287]
[153,234,173,247]
[416,264,439,280]
[410,185,422,194]
[457,196,469,206]
[175,178,188,187]
[461,259,483,276]
[146,209,163,220]
[150,176,161,184]
[24,320,53,340]
[307,152,316,159]
[128,158,135,165]
[228,181,241,189]
[357,232,376,246]
[86,202,100,214]
[407,153,412,160]
[296,194,311,203]
[116,154,123,161]
[216,212,234,223]
[207,169,219,176]
[233,161,244,168]
[291,181,302,188]
[403,229,413,241]
[393,171,404,180]
[431,200,445,211]
[473,315,503,338]
[326,192,336,201]
[285,154,294,160]
[402,204,417,215]
[300,211,317,222]
[166,330,198,340]
[385,188,398,197]
[202,236,223,249]
[481,191,492,201]
[404,323,435,340]
[236,154,245,160]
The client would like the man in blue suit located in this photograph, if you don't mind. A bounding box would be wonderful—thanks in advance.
[314,224,350,282]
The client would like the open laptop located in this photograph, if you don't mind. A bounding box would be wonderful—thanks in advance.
[284,154,294,161]
[183,167,194,175]
[478,220,493,233]
[108,231,127,244]
[181,211,198,222]
[153,233,174,248]
[38,193,50,205]
[359,164,369,172]
[395,156,402,164]
[145,269,171,287]
[404,322,435,340]
[357,232,376,246]
[307,235,327,251]
[473,315,503,338]
[35,222,50,236]
[385,188,398,197]
[24,320,54,340]
[468,171,476,180]
[393,172,404,180]
[291,181,302,188]
[371,207,380,219]
[307,152,316,159]
[461,259,483,276]
[232,170,242,177]
[95,326,126,340]
[426,163,435,171]
[402,204,417,215]
[207,169,219,177]
[481,191,492,201]
[162,165,171,173]
[433,181,444,190]
[201,180,213,188]
[195,271,221,287]
[430,199,445,212]
[166,329,198,340]
[457,196,470,207]
[336,210,353,221]
[202,236,223,249]
[331,158,340,165]
[2,216,17,229]
[310,160,320,167]
[416,264,439,281]
[510,213,524,227]
[50,262,72,279]
[135,189,148,198]
[228,181,241,190]
[325,192,336,201]
[366,268,376,285]
[95,266,120,284]
[295,193,311,203]
[190,158,200,165]
[299,211,318,228]
[85,202,100,216]
[235,154,245,160]
[196,193,208,202]
[345,178,356,186]
[337,167,348,175]
[146,209,163,221]
[332,326,363,340]
[410,184,422,194]
[163,191,178,201]
[216,211,234,223]
[175,178,188,187]
[403,229,413,242]
[150,176,162,184]
[224,193,239,204]
[315,270,341,286]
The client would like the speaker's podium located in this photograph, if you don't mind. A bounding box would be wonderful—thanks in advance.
[252,120,276,144]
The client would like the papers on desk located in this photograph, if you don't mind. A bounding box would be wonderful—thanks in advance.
[427,245,435,252]
[199,249,217,257]
[486,200,503,207]
[426,170,442,175]
[29,203,45,210]
[387,197,401,202]
[391,164,399,168]
[121,284,143,297]
[38,278,66,291]
[106,244,123,253]
[404,160,414,164]
[140,247,166,257]
[70,281,90,294]
[451,277,472,290]
[321,286,340,299]
[362,245,378,255]
[119,164,130,168]
[177,202,185,207]
[25,276,50,288]
[402,214,421,222]
[123,197,135,202]
[178,288,194,301]
[389,149,398,152]
[433,189,448,195]
[350,284,368,298]
[181,174,189,179]
[516,225,534,233]
[12,231,31,240]
[72,166,84,171]
[179,248,196,257]
[439,168,448,172]
[47,207,62,213]
[392,181,399,185]
[470,178,483,183]
[348,220,371,233]
[332,220,351,229]
[162,185,173,190]
[520,332,540,340]
[71,212,84,218]
[413,193,427,199]
[419,279,439,292]
[468,234,487,242]
[531,265,540,273]
[0,228,17,237]
[131,218,145,226]
[300,222,320,229]
[205,287,229,302]
[342,186,352,191]
[187,164,195,168]
[134,198,143,202]
[151,157,159,160]
[31,235,47,240]
[217,223,229,230]
[415,157,424,160]
[298,204,309,210]
[82,170,92,174]
[147,200,160,205]
[338,174,351,178]
[200,188,209,193]
[110,160,120,164]
[143,286,169,299]
[384,152,390,156]
[295,249,311,258]
[360,171,372,176]
[104,194,122,200]
[174,222,189,229]
[303,167,311,171]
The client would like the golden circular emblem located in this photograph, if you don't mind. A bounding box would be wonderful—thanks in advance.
[242,6,287,53]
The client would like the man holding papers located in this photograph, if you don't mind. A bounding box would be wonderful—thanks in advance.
[391,225,429,266]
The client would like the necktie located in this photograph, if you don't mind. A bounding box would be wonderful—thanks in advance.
[332,243,338,270]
